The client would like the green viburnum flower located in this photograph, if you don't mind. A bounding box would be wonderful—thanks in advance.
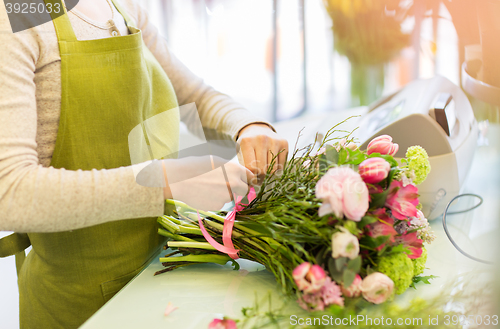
[377,252,414,295]
[412,247,427,276]
[405,146,431,185]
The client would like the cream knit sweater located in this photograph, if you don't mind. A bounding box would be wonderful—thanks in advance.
[0,0,269,232]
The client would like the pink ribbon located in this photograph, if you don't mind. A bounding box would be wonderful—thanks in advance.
[198,187,256,260]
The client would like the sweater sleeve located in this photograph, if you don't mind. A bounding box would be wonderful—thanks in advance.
[0,7,164,233]
[125,0,274,141]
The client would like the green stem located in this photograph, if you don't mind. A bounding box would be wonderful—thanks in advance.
[159,254,231,265]
[177,225,203,235]
[158,228,197,242]
[168,241,217,250]
[158,216,180,233]
[165,200,225,222]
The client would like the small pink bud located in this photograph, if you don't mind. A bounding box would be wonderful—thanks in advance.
[208,318,238,329]
[359,158,391,184]
[346,143,358,151]
[367,135,399,156]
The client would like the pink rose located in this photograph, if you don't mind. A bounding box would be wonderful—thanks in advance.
[359,158,391,184]
[292,262,327,293]
[367,135,399,156]
[360,272,394,304]
[341,274,362,298]
[385,180,419,220]
[209,318,237,329]
[332,228,359,259]
[315,167,369,221]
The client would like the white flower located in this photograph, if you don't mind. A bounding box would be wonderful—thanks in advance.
[331,227,359,259]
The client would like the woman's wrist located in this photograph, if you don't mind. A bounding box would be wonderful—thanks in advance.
[235,122,275,141]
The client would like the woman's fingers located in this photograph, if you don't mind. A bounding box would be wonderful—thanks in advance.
[269,140,281,173]
[238,141,258,184]
[254,136,268,179]
[233,124,290,185]
[224,162,253,196]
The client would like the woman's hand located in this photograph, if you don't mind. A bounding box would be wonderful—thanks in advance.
[236,123,288,184]
[162,156,254,211]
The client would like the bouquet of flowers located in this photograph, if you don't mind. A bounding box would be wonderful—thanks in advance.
[156,123,435,314]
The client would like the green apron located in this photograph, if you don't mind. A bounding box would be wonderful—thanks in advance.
[2,1,179,327]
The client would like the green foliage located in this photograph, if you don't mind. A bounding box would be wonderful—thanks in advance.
[368,153,398,168]
[357,216,377,229]
[369,188,390,209]
[377,252,414,295]
[412,247,427,276]
[410,275,438,289]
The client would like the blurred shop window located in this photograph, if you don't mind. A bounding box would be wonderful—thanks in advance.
[141,0,459,122]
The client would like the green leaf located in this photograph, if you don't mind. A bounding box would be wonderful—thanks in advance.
[386,244,410,255]
[230,259,240,271]
[414,275,438,285]
[373,235,390,248]
[361,234,390,249]
[328,257,343,283]
[366,266,376,275]
[337,148,348,165]
[386,168,399,186]
[325,145,339,165]
[347,256,361,273]
[410,275,438,289]
[314,246,328,266]
[335,257,347,271]
[358,216,377,229]
[343,220,359,235]
[343,269,356,287]
[368,153,398,167]
[345,148,366,165]
[370,187,391,209]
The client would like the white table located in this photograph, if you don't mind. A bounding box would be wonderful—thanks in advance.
[81,111,499,329]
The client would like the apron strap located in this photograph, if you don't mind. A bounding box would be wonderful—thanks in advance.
[110,0,138,29]
[43,0,78,42]
[0,233,31,275]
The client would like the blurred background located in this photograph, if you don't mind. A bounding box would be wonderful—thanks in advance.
[140,0,499,123]
[142,0,460,122]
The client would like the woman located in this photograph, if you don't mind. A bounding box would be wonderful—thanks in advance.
[0,0,288,328]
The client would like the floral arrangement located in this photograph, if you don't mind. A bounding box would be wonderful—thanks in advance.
[156,123,435,326]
